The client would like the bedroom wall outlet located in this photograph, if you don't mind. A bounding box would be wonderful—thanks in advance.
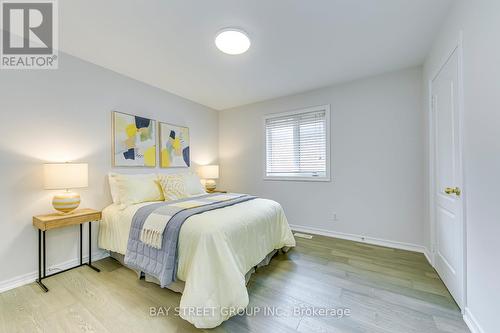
[331,212,338,222]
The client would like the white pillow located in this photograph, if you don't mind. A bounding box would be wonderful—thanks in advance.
[108,173,121,204]
[112,173,164,206]
[184,171,206,195]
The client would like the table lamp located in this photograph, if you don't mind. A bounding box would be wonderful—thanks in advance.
[44,163,88,214]
[199,165,219,192]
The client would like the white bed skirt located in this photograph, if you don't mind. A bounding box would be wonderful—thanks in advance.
[109,247,290,294]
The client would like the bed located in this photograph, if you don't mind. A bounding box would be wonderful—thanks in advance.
[98,194,296,328]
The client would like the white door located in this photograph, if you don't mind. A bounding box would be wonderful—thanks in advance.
[431,47,464,309]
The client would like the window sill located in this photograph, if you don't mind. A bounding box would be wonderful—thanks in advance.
[263,176,331,182]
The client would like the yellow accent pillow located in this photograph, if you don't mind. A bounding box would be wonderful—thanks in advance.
[158,174,190,201]
[115,174,164,206]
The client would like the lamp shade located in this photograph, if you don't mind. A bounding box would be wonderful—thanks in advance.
[44,163,88,190]
[199,165,219,179]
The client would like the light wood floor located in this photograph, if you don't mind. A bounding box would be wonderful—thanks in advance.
[0,235,469,333]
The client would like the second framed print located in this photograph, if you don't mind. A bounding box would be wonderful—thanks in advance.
[159,122,190,168]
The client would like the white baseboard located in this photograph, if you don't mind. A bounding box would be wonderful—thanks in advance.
[289,224,428,255]
[463,307,485,333]
[0,250,110,294]
[423,248,433,266]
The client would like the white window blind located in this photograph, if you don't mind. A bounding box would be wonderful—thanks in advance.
[265,105,329,180]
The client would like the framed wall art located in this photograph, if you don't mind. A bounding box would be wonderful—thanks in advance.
[112,111,157,167]
[159,122,190,168]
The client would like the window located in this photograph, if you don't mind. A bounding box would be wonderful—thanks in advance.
[264,105,330,181]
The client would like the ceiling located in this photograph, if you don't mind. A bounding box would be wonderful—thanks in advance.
[59,0,453,110]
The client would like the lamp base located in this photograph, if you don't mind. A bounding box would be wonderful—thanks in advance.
[52,191,81,214]
[205,180,217,193]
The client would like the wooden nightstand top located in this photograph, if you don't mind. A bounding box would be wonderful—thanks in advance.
[33,208,102,231]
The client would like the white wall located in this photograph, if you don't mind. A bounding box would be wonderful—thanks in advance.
[423,1,500,332]
[219,67,425,248]
[0,53,218,288]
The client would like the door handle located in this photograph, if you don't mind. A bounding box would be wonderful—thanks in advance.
[444,187,461,196]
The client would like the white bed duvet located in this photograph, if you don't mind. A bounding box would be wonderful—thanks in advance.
[98,197,296,328]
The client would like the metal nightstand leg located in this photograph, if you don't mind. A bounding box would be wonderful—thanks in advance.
[36,230,49,292]
[36,221,100,293]
[80,224,83,265]
[86,221,100,272]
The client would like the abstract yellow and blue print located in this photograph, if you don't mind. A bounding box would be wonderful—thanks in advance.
[113,111,157,167]
[159,122,190,168]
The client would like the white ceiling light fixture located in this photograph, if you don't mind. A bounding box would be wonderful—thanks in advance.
[215,28,251,55]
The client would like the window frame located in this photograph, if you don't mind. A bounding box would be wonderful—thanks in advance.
[263,104,331,182]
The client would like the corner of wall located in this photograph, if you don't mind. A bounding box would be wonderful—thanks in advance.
[463,308,486,333]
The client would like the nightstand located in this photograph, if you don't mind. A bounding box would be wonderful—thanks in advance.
[32,208,102,292]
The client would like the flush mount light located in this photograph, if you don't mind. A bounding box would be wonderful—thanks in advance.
[215,28,251,55]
